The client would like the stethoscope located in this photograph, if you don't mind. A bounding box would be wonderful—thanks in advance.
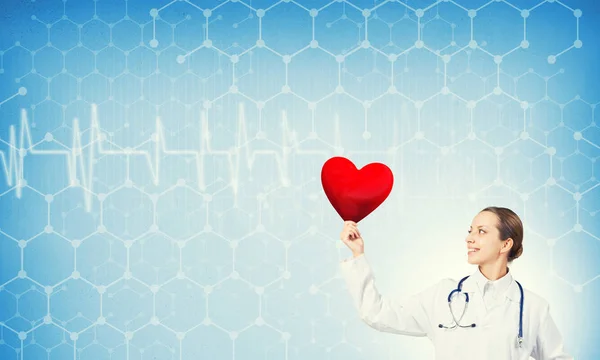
[438,275,525,348]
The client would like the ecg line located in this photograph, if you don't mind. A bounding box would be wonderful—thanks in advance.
[0,103,328,211]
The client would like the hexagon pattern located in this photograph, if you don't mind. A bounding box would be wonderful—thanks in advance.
[0,0,598,359]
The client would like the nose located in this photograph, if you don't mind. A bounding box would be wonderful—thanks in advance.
[465,235,474,243]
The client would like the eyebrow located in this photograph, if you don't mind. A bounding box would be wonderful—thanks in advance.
[470,225,488,229]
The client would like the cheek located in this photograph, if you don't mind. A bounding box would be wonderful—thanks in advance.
[481,238,503,253]
[479,236,499,250]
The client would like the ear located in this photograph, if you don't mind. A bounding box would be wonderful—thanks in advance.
[500,238,513,254]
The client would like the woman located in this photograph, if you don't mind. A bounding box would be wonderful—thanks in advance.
[339,206,573,360]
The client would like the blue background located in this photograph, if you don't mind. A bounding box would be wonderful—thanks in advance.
[0,0,598,358]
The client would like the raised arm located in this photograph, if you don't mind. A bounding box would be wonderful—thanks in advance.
[338,221,434,337]
[339,253,434,337]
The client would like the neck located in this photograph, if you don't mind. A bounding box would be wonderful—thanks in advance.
[478,260,509,281]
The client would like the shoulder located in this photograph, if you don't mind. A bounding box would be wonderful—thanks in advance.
[518,284,551,318]
[521,286,549,307]
[417,277,457,291]
[437,277,459,289]
[429,277,467,293]
[418,277,458,299]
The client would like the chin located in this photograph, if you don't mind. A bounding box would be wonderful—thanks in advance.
[467,256,481,265]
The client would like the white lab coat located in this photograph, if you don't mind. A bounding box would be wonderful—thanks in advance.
[339,254,573,360]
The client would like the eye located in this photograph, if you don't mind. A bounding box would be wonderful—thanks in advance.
[479,229,485,234]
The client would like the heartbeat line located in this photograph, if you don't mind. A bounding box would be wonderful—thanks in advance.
[0,103,328,212]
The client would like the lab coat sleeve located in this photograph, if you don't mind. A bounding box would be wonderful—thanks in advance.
[339,253,434,338]
[531,303,573,360]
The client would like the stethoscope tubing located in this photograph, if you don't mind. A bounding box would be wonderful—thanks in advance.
[439,275,525,347]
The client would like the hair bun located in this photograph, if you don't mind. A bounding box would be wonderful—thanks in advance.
[510,245,523,261]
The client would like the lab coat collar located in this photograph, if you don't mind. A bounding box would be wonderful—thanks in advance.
[462,266,519,302]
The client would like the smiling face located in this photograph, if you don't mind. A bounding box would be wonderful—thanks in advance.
[466,211,513,265]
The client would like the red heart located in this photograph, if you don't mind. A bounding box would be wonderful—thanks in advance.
[321,156,394,223]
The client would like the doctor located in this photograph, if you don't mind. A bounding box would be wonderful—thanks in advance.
[339,206,573,360]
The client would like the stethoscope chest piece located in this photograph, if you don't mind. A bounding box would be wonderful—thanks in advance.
[516,336,524,348]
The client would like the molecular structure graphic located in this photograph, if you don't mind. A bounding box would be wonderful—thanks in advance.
[0,0,596,358]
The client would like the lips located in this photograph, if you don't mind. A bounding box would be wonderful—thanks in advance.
[468,248,480,253]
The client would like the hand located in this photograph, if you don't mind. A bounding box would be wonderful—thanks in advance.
[340,220,364,257]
